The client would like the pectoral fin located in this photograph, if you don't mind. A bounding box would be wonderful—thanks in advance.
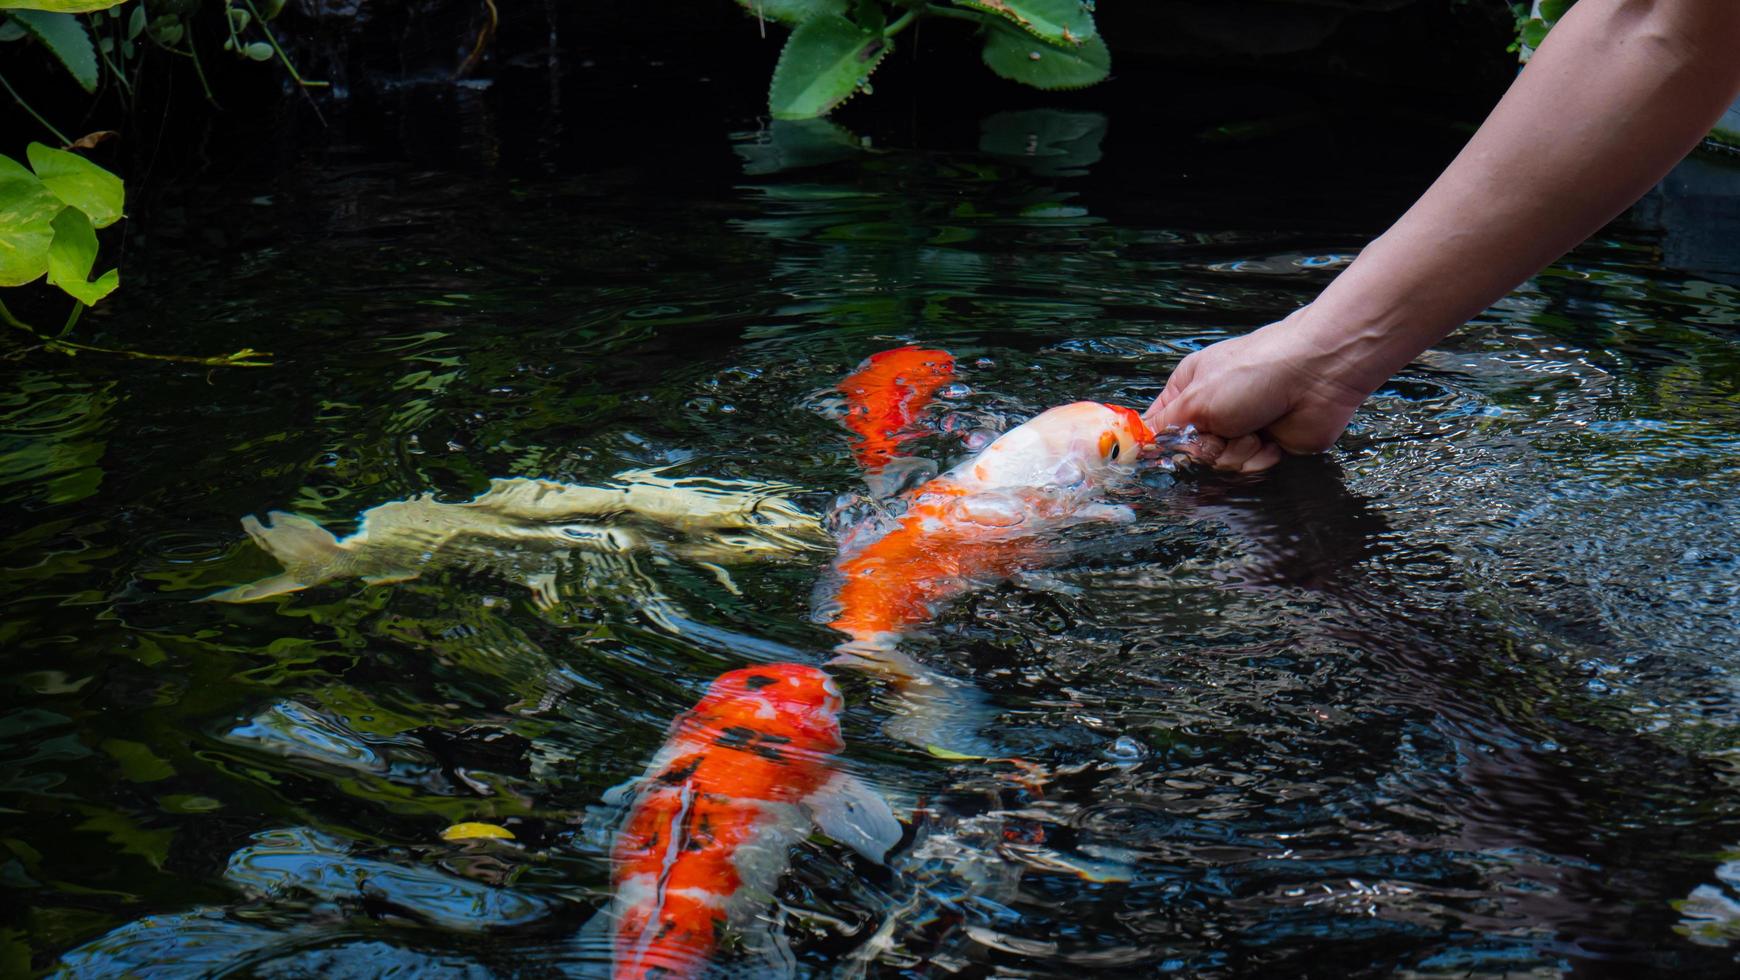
[201,573,310,603]
[804,772,902,864]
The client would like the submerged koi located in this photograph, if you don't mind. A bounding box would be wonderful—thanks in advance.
[828,355,1157,748]
[597,664,900,979]
[829,399,1153,650]
[838,346,955,474]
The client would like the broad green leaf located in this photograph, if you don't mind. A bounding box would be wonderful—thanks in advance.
[28,142,124,227]
[0,154,60,286]
[0,20,27,41]
[734,0,845,25]
[8,9,97,92]
[1539,0,1573,23]
[0,0,126,11]
[1519,17,1549,49]
[769,14,889,120]
[982,23,1109,91]
[46,206,119,305]
[955,0,1094,45]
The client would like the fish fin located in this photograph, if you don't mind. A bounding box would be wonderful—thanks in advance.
[804,772,903,864]
[360,569,419,586]
[733,907,799,979]
[861,456,937,501]
[200,572,310,603]
[569,907,620,978]
[1071,502,1136,524]
[523,571,561,611]
[249,511,343,565]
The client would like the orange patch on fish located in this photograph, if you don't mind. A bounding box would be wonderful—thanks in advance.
[838,346,955,470]
[828,399,1153,645]
[603,664,898,979]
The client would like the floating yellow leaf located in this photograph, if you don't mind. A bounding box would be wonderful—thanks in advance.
[925,744,986,761]
[441,822,514,842]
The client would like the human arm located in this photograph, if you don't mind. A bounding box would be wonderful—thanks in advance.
[1146,0,1740,472]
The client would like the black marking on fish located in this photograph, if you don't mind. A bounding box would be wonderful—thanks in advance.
[659,756,703,784]
[744,674,777,689]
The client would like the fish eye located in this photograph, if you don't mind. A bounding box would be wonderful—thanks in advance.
[1108,442,1120,461]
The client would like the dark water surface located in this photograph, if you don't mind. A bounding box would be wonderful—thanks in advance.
[6,78,1740,978]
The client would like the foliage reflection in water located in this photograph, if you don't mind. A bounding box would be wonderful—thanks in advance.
[4,107,1740,977]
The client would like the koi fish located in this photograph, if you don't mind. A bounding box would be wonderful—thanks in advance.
[594,663,900,979]
[826,362,1157,749]
[828,399,1154,649]
[837,346,955,476]
[206,470,830,605]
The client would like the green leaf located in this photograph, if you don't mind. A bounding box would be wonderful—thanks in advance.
[125,3,142,38]
[0,154,61,287]
[0,20,28,41]
[46,206,119,305]
[244,40,272,61]
[0,1,127,11]
[733,0,845,26]
[27,142,124,227]
[8,9,97,92]
[100,738,175,782]
[982,23,1109,91]
[1519,17,1548,49]
[1538,0,1572,23]
[769,14,889,119]
[955,0,1095,46]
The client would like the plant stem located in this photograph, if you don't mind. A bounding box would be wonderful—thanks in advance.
[884,8,919,36]
[923,3,983,24]
[239,0,329,87]
[0,297,38,334]
[0,298,271,367]
[0,69,72,145]
[58,301,84,338]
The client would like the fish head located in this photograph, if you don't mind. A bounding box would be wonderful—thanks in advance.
[957,401,1154,490]
[689,663,845,755]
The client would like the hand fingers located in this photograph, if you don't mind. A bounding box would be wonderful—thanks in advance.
[1143,354,1200,432]
[1213,434,1263,471]
[1238,441,1284,473]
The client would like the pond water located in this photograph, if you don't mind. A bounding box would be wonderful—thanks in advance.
[5,78,1740,978]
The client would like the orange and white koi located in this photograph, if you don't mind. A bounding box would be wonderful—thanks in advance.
[596,663,900,979]
[827,353,1158,748]
[828,399,1154,651]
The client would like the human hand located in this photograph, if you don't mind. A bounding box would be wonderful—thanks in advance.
[1143,309,1373,473]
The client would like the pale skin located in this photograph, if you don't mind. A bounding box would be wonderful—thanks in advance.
[1145,0,1740,473]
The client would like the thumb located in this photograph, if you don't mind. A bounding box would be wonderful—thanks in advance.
[1143,356,1199,431]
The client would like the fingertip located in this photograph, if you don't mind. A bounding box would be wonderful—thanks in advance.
[1214,434,1261,472]
[1241,443,1284,473]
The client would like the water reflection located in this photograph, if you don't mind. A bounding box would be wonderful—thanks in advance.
[4,98,1740,976]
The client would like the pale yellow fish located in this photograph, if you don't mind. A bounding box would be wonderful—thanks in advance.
[206,469,830,604]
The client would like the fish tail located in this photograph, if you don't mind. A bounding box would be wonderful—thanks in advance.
[247,511,342,565]
[201,512,342,603]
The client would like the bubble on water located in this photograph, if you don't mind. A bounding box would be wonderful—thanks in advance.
[975,357,995,368]
[1104,735,1146,764]
[940,383,972,399]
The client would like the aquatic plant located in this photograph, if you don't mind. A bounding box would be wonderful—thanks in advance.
[0,142,269,365]
[0,0,323,133]
[742,0,1110,120]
